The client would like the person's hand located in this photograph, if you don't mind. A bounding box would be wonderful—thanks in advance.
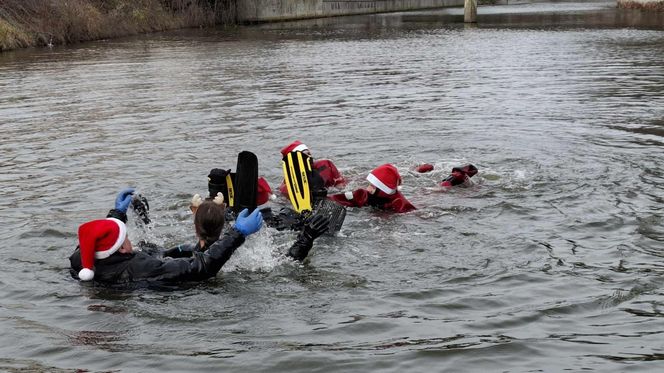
[302,213,330,241]
[234,208,263,236]
[114,188,135,213]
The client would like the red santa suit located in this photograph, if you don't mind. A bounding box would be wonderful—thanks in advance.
[330,164,415,213]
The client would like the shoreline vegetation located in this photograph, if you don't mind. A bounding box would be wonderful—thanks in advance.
[2,1,663,53]
[617,0,664,11]
[0,0,228,52]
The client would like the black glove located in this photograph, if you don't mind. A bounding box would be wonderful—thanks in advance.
[302,213,330,242]
[287,213,330,261]
[107,209,128,223]
[131,194,151,224]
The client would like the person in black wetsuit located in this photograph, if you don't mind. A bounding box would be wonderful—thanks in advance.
[173,192,327,260]
[69,188,329,285]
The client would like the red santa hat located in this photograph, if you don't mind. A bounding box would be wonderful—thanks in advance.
[280,140,309,156]
[367,164,402,195]
[76,218,127,281]
[256,177,276,206]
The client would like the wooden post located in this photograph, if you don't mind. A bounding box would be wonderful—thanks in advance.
[464,0,477,23]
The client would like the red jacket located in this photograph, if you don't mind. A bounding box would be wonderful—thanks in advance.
[329,189,416,213]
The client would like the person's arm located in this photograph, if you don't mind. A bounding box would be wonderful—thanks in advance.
[106,187,135,223]
[329,189,369,208]
[287,214,330,261]
[162,243,197,258]
[140,208,263,282]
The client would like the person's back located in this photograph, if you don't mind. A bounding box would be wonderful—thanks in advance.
[69,189,261,285]
[69,188,330,285]
[69,228,245,284]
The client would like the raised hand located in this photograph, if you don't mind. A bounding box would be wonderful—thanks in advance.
[233,208,263,236]
[302,213,330,241]
[114,187,135,213]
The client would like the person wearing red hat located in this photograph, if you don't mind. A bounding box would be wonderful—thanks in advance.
[278,140,346,200]
[414,163,479,188]
[329,164,416,213]
[70,188,330,284]
[70,188,265,283]
[256,177,275,207]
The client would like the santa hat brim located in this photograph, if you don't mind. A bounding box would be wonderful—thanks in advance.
[292,144,308,152]
[281,141,309,156]
[367,173,397,195]
[94,218,127,259]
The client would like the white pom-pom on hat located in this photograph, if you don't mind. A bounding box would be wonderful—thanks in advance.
[78,268,95,281]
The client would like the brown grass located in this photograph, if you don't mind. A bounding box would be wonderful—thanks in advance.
[0,0,222,52]
[617,0,664,11]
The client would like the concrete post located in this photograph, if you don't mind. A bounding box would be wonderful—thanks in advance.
[464,0,477,23]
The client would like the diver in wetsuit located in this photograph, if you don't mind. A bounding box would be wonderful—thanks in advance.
[69,188,329,284]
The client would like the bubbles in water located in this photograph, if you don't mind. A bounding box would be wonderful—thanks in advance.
[513,169,527,180]
[222,228,289,272]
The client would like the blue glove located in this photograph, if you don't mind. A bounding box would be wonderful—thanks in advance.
[234,208,263,236]
[114,187,135,213]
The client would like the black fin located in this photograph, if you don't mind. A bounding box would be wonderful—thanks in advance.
[233,151,258,214]
[313,198,346,235]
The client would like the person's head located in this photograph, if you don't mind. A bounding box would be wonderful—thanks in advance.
[207,168,231,203]
[280,140,311,157]
[76,218,129,281]
[194,199,226,248]
[366,164,402,198]
[256,177,275,206]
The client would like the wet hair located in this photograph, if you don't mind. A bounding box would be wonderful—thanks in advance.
[194,200,226,248]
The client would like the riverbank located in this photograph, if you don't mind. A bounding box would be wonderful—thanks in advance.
[618,0,664,10]
[0,0,225,52]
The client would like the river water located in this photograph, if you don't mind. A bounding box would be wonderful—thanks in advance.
[1,1,663,371]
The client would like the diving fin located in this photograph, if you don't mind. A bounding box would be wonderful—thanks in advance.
[282,151,313,213]
[313,198,346,235]
[233,151,258,214]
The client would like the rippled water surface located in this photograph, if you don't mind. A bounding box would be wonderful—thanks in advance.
[1,1,664,371]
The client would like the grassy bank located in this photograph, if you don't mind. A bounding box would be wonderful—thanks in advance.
[618,0,664,11]
[0,0,227,52]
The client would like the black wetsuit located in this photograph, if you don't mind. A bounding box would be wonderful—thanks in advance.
[69,210,316,284]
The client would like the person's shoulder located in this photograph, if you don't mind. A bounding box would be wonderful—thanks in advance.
[313,159,337,167]
[387,193,416,213]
